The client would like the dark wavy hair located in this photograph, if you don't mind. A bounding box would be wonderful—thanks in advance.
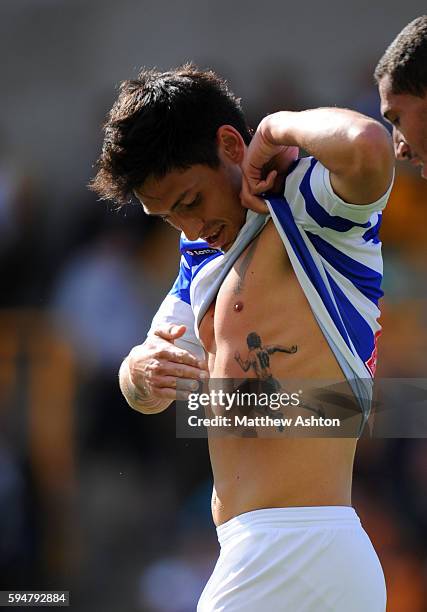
[90,64,251,207]
[374,15,427,96]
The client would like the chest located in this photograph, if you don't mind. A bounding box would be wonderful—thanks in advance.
[198,220,302,354]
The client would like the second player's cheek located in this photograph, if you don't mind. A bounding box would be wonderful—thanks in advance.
[392,127,401,147]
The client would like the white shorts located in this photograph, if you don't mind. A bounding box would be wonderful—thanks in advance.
[197,506,386,612]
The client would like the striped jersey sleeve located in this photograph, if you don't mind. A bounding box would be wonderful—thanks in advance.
[273,156,394,377]
[147,237,222,361]
[287,156,391,227]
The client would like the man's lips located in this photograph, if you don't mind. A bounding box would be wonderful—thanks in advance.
[202,225,225,246]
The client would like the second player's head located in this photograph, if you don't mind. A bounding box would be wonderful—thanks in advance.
[375,16,427,178]
[91,64,253,250]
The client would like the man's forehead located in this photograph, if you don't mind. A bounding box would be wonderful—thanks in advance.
[378,76,394,112]
[379,75,427,114]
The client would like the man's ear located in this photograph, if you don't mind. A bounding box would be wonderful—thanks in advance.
[217,125,245,164]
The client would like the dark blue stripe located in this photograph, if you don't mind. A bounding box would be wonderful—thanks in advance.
[325,271,374,364]
[170,259,192,305]
[284,157,302,178]
[362,213,382,244]
[182,250,193,268]
[305,231,383,305]
[267,196,352,351]
[300,158,370,232]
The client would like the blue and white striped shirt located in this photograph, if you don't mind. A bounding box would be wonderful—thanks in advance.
[149,157,394,407]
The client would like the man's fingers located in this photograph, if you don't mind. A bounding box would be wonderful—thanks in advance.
[240,173,269,213]
[154,324,186,341]
[242,168,276,194]
[265,146,299,175]
[240,193,269,213]
[135,360,207,389]
[240,186,269,213]
[255,169,277,193]
[153,387,177,400]
[154,376,200,391]
[154,385,199,403]
[158,361,209,380]
[147,377,202,402]
[151,326,209,370]
[157,346,208,371]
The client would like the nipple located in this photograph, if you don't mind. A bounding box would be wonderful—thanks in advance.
[234,301,244,312]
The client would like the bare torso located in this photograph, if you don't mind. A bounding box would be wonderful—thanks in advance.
[198,219,358,526]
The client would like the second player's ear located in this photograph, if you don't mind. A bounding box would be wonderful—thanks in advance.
[217,125,245,163]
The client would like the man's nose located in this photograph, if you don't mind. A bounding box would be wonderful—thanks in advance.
[179,217,204,241]
[393,128,411,160]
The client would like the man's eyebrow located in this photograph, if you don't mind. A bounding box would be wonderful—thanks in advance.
[170,190,191,212]
[140,189,191,217]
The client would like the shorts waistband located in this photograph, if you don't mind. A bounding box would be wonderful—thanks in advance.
[217,506,360,546]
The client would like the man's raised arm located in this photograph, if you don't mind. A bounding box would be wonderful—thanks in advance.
[241,108,394,210]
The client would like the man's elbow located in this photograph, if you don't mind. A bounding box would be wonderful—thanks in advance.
[351,120,394,179]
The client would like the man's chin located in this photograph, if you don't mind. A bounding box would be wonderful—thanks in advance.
[220,231,238,252]
[221,241,233,252]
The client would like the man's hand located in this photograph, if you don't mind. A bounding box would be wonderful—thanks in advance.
[240,118,299,213]
[126,324,209,403]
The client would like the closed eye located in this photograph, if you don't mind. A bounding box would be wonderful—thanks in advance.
[184,193,202,209]
[383,111,399,127]
[156,193,202,222]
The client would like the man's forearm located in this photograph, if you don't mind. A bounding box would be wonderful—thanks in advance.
[119,358,172,415]
[261,108,390,177]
